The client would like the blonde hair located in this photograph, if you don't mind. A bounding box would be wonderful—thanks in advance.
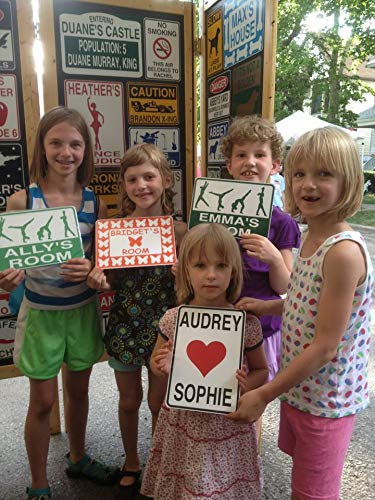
[118,143,175,216]
[30,106,94,186]
[176,223,243,304]
[284,127,363,221]
[220,115,284,161]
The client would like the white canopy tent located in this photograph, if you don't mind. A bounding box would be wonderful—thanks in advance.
[275,110,363,145]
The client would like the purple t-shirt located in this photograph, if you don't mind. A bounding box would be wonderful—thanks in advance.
[239,206,301,339]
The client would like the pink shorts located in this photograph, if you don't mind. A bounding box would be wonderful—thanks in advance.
[278,402,356,500]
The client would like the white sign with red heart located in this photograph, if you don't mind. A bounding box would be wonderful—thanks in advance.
[166,305,245,414]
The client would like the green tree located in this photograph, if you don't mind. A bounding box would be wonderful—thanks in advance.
[276,0,375,126]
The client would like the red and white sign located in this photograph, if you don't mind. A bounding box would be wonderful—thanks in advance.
[144,18,180,81]
[0,74,20,140]
[0,291,11,318]
[0,317,15,361]
[208,72,231,121]
[167,306,245,414]
[64,79,125,167]
[153,38,172,59]
[99,290,115,331]
[95,216,177,269]
[99,291,115,312]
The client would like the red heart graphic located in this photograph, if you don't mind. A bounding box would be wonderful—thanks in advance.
[186,340,226,377]
[0,102,8,127]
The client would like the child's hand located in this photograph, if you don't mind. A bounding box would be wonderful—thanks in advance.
[235,297,266,317]
[236,364,250,394]
[0,268,25,292]
[60,258,92,282]
[239,234,282,265]
[153,339,173,375]
[226,389,267,423]
[87,267,111,291]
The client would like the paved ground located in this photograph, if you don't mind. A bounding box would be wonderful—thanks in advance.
[1,224,374,500]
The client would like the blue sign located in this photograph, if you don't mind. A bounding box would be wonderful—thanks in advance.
[207,119,229,164]
[223,0,264,69]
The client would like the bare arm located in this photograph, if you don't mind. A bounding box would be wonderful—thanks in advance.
[229,240,366,422]
[236,343,269,394]
[239,234,293,294]
[269,247,293,293]
[150,335,172,377]
[236,297,284,317]
[7,189,27,211]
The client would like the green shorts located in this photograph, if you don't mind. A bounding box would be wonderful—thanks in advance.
[14,299,104,380]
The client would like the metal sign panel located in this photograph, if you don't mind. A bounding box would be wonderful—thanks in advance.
[232,55,262,116]
[144,18,180,81]
[0,143,24,210]
[64,79,125,167]
[207,8,223,77]
[89,169,119,212]
[127,82,179,125]
[95,216,177,269]
[0,207,84,270]
[207,119,229,164]
[167,305,245,414]
[223,0,264,69]
[129,126,180,167]
[0,0,15,71]
[189,177,274,238]
[0,74,20,140]
[60,12,142,77]
[207,70,231,121]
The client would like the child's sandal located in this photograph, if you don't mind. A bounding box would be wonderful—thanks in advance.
[26,486,51,500]
[65,452,119,485]
[118,469,142,492]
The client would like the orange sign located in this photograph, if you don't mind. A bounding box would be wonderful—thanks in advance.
[95,215,177,269]
[207,9,223,77]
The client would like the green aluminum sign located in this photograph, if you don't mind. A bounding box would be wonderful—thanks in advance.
[189,177,274,238]
[0,206,84,270]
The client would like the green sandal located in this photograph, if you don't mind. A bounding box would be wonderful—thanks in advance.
[26,486,51,500]
[65,453,119,485]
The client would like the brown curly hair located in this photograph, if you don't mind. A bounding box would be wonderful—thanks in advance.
[117,143,176,216]
[220,115,284,161]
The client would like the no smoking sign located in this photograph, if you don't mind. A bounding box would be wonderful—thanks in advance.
[153,38,171,59]
[144,18,180,81]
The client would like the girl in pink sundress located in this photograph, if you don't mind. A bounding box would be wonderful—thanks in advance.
[141,223,269,499]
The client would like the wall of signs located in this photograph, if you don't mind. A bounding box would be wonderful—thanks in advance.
[0,0,194,369]
[0,0,38,367]
[40,0,195,218]
[0,0,30,213]
[202,0,277,177]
